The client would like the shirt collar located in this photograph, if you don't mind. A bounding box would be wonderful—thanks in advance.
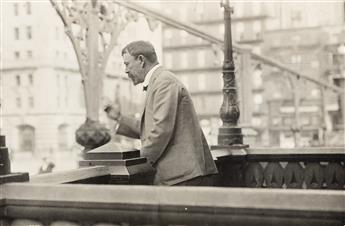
[143,63,160,88]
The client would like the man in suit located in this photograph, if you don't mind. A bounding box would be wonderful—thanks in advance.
[105,41,218,186]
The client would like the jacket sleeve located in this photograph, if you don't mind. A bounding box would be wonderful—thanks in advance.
[142,81,179,165]
[116,115,140,139]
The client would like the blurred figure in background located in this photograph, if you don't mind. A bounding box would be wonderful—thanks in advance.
[38,157,55,174]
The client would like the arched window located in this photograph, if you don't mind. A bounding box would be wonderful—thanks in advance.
[18,125,35,152]
[58,124,69,151]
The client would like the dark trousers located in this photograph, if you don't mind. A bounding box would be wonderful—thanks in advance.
[173,174,215,186]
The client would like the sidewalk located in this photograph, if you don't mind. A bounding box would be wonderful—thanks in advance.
[11,151,80,176]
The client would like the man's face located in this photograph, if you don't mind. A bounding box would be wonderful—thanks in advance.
[123,52,145,86]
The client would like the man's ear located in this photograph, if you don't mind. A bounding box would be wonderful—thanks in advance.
[138,55,145,67]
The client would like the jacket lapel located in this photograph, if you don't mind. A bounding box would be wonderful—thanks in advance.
[140,66,165,133]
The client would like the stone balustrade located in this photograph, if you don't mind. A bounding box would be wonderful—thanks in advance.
[1,183,344,226]
[213,146,345,189]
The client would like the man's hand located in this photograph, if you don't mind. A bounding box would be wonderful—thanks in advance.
[104,103,121,121]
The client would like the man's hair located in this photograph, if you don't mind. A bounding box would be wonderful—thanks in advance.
[121,41,158,64]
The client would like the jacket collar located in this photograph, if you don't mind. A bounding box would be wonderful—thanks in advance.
[147,65,164,89]
[143,64,161,89]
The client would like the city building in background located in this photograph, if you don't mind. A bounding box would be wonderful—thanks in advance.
[261,2,345,147]
[0,1,161,174]
[159,1,345,147]
[160,1,270,145]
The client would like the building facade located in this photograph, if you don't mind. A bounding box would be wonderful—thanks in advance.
[159,1,345,147]
[261,1,345,147]
[160,1,269,145]
[1,1,161,159]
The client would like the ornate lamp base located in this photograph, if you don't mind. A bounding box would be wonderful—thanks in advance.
[218,127,246,147]
[76,119,111,154]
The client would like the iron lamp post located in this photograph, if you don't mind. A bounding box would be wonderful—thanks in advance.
[218,0,246,147]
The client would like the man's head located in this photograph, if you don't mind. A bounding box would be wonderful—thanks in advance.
[121,41,158,85]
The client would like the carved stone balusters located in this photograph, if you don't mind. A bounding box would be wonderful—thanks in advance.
[324,162,345,189]
[284,162,304,188]
[244,163,264,188]
[242,160,344,189]
[264,162,284,188]
[304,163,324,189]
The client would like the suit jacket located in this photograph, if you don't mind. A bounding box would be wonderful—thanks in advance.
[117,66,218,185]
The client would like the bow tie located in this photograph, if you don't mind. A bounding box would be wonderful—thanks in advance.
[143,85,148,91]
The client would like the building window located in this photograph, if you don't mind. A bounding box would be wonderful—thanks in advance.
[29,96,34,108]
[197,50,205,67]
[16,75,21,86]
[301,116,310,126]
[180,7,188,21]
[311,88,319,97]
[25,2,31,15]
[18,125,35,152]
[252,2,261,15]
[253,21,261,34]
[253,66,263,88]
[236,23,244,41]
[180,30,188,45]
[27,50,32,58]
[180,75,189,90]
[291,10,302,27]
[254,94,263,105]
[164,29,172,45]
[164,53,173,69]
[14,51,20,59]
[196,36,204,44]
[55,27,59,40]
[14,27,19,40]
[28,74,33,85]
[14,3,19,16]
[219,24,224,37]
[26,26,32,39]
[180,52,188,68]
[233,2,243,17]
[16,97,21,108]
[198,74,206,91]
[195,1,204,20]
[283,117,293,126]
[57,95,60,108]
[291,54,302,64]
[343,1,345,22]
[65,75,68,107]
[58,124,69,151]
[272,117,281,126]
[57,74,61,107]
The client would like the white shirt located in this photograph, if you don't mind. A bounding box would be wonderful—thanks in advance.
[143,63,160,91]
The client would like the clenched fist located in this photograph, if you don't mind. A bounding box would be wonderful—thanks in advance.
[104,102,121,121]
